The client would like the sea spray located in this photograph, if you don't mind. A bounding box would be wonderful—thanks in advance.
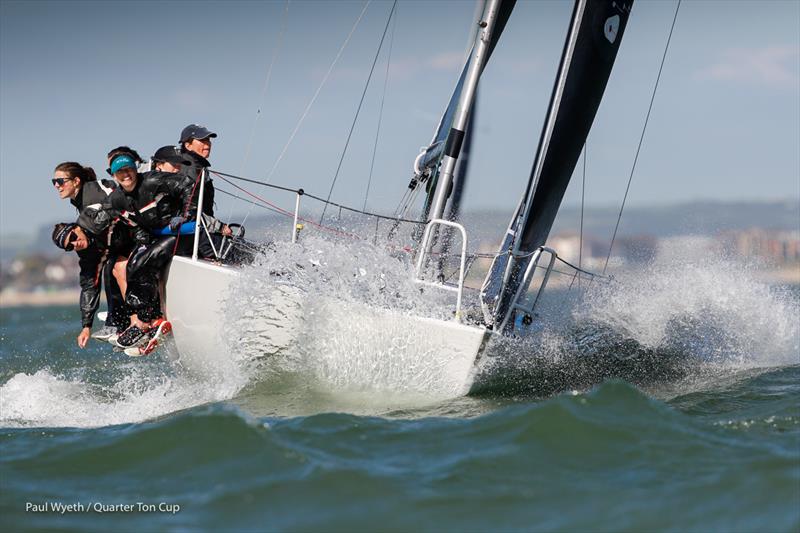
[578,247,800,367]
[223,235,473,403]
[0,340,248,429]
[473,245,800,397]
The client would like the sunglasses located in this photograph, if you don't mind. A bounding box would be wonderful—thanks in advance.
[52,177,74,187]
[64,231,79,252]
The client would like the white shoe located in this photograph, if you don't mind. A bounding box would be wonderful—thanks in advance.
[91,326,118,341]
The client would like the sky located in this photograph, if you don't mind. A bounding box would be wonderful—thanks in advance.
[1,0,798,239]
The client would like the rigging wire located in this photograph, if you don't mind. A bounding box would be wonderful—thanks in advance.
[211,170,425,225]
[218,173,609,283]
[214,175,361,239]
[602,0,682,275]
[579,142,586,288]
[569,142,588,291]
[241,0,290,176]
[263,0,372,183]
[234,0,291,230]
[363,4,397,211]
[320,0,398,224]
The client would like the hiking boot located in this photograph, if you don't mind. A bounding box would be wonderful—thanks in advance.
[90,326,118,342]
[114,325,151,348]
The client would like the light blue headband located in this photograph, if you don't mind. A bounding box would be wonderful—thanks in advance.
[110,154,136,174]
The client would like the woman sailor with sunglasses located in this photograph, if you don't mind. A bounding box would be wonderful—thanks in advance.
[51,162,133,347]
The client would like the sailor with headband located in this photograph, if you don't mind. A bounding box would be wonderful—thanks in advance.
[83,149,200,349]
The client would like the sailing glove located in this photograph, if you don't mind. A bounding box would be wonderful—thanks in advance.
[168,216,186,232]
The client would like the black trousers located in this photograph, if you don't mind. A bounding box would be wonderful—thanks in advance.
[125,237,192,322]
[102,258,130,330]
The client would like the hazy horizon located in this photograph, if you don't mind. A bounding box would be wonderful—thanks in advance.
[2,0,798,239]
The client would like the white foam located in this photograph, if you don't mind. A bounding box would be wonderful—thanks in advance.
[223,235,474,402]
[0,365,242,429]
[578,246,800,368]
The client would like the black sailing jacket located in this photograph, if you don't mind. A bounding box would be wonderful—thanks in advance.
[69,179,132,328]
[179,150,215,217]
[84,171,199,242]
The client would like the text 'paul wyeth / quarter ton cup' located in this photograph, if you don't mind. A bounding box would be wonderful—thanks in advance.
[25,502,181,514]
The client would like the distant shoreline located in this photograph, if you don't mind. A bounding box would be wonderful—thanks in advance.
[1,265,797,309]
[0,289,79,308]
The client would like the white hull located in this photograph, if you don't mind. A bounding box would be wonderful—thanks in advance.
[164,257,238,372]
[164,256,490,393]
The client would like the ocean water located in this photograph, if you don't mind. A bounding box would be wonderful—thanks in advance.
[1,242,798,532]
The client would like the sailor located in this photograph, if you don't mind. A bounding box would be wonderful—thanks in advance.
[51,219,133,348]
[151,145,188,174]
[106,146,145,173]
[51,162,132,344]
[177,125,233,258]
[98,153,199,347]
[178,124,218,217]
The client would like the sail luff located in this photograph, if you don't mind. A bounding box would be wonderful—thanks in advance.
[513,0,587,256]
[481,0,634,329]
[516,0,633,254]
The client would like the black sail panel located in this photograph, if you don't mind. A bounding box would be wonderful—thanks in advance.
[518,0,633,253]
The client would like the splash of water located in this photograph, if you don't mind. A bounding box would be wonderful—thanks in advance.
[0,360,242,429]
[473,243,799,397]
[578,248,799,368]
[222,235,474,402]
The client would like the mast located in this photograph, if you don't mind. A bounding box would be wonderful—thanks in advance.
[445,99,475,224]
[482,0,634,329]
[426,0,502,224]
[409,0,516,227]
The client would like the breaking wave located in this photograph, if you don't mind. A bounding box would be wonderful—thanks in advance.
[0,357,245,429]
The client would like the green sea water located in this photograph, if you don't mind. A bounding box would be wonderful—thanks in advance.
[1,278,799,531]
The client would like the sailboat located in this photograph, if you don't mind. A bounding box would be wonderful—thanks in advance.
[163,0,634,393]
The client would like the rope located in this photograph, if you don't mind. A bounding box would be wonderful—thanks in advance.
[213,174,360,239]
[364,4,397,211]
[210,169,425,225]
[263,1,372,183]
[320,0,398,224]
[603,0,682,275]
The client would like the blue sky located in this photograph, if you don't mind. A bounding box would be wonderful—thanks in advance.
[1,0,798,238]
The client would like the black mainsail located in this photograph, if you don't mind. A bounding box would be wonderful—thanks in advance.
[482,0,634,329]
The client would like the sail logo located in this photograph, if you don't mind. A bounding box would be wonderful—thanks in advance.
[604,15,620,44]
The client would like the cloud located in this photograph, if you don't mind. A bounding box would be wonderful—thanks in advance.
[697,46,799,88]
[172,89,214,110]
[427,51,466,71]
[308,51,468,82]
